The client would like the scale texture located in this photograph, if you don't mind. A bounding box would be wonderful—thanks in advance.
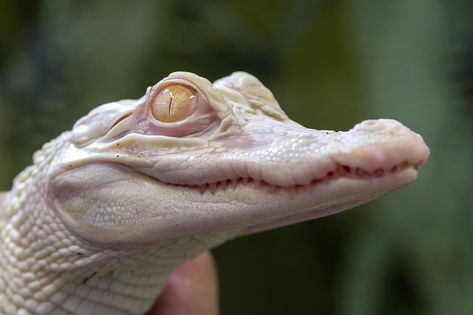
[0,72,429,314]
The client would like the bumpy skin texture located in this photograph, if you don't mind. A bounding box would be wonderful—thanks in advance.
[0,72,429,314]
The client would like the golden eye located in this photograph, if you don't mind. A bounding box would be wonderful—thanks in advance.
[150,85,195,122]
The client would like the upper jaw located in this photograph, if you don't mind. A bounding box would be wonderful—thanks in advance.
[62,113,429,191]
[129,118,429,189]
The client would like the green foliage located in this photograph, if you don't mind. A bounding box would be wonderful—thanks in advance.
[0,0,471,314]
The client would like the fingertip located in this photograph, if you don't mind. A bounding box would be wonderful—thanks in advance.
[149,251,219,315]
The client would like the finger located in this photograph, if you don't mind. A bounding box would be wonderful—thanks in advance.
[149,251,219,315]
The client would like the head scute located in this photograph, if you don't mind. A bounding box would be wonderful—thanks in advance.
[214,72,288,121]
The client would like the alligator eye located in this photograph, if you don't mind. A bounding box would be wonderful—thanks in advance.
[150,85,195,122]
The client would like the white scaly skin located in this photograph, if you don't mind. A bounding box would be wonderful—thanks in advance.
[0,72,429,314]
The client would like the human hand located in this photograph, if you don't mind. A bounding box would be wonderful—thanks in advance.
[148,252,219,315]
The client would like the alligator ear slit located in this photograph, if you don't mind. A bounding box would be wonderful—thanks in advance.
[111,113,132,128]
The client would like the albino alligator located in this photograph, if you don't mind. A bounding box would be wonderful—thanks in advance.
[0,72,429,314]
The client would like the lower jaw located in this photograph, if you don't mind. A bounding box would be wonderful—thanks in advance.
[241,198,368,236]
[239,166,419,236]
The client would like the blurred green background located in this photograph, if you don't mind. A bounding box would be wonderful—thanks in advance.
[1,1,472,314]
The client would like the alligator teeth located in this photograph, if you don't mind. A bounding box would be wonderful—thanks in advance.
[182,160,424,194]
[209,183,217,194]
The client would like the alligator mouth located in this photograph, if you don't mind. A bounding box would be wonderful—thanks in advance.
[157,159,425,235]
[167,160,425,194]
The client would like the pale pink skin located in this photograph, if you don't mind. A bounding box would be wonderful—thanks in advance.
[49,71,429,245]
[0,71,429,315]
